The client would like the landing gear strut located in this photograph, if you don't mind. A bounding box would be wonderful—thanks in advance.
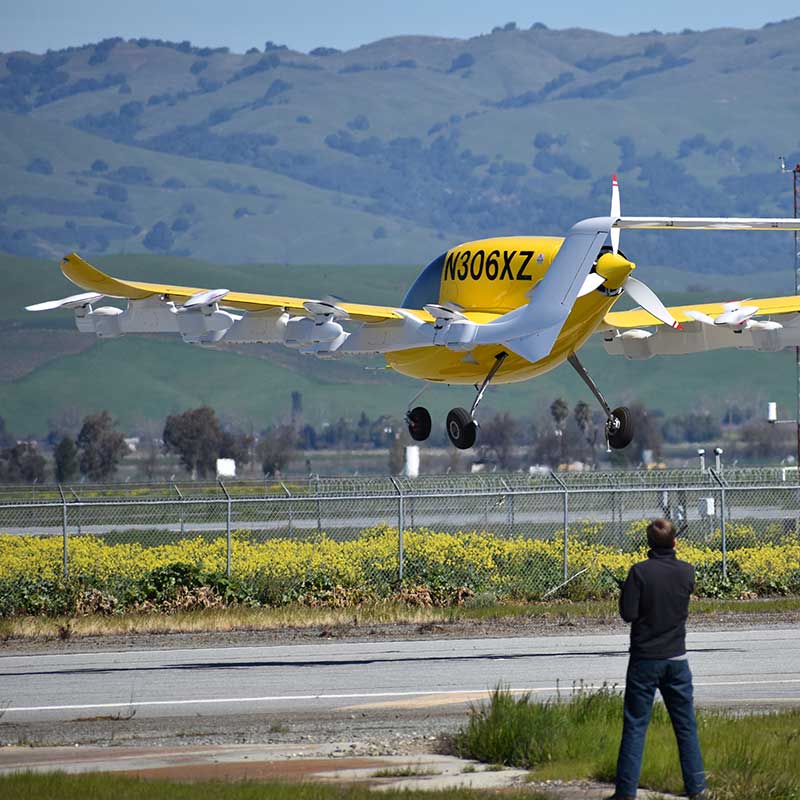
[446,351,508,450]
[567,353,634,450]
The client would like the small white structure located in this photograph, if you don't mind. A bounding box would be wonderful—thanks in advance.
[699,497,715,517]
[216,458,236,479]
[404,445,420,478]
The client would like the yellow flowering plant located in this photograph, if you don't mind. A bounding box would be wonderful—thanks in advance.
[1,521,798,616]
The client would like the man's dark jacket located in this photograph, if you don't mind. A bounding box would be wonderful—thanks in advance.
[620,547,695,659]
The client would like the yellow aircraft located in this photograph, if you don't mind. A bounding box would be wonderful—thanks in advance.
[27,178,800,450]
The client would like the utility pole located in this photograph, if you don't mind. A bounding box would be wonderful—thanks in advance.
[779,157,800,468]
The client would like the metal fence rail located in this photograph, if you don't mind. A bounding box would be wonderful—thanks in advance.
[1,471,798,589]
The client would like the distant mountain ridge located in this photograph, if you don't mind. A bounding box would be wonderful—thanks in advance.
[1,19,799,274]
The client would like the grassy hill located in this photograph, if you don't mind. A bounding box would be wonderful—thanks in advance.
[1,21,799,276]
[1,252,795,437]
[2,22,800,437]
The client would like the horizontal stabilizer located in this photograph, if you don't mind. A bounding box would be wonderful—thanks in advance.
[615,217,800,231]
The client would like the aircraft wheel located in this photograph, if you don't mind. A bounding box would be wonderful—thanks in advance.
[407,406,432,442]
[607,406,634,449]
[446,407,477,450]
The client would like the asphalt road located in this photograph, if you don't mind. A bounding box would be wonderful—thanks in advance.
[2,628,798,725]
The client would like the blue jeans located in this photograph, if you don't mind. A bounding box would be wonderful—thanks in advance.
[615,658,706,797]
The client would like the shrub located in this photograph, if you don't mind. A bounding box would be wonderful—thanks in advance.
[143,221,174,251]
[26,157,53,175]
[95,182,128,202]
[448,53,475,73]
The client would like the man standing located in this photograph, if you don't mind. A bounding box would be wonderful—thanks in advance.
[607,518,706,800]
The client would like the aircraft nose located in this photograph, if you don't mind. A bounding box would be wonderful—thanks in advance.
[595,252,636,289]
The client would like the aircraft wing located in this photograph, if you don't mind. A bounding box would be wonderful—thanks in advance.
[61,253,433,322]
[599,294,800,359]
[60,253,417,323]
[26,252,466,355]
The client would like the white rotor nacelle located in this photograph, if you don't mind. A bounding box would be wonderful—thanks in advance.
[685,303,768,329]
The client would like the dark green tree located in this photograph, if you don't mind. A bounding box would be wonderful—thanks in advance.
[573,401,597,464]
[258,425,296,476]
[163,406,226,478]
[479,412,517,469]
[77,411,128,481]
[0,442,46,484]
[550,397,569,463]
[0,416,13,449]
[53,436,80,483]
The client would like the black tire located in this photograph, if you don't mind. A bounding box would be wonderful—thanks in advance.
[446,407,477,449]
[607,406,634,449]
[407,406,432,442]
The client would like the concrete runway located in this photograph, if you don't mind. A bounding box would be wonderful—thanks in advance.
[2,628,799,724]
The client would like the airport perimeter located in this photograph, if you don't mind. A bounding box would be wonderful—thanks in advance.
[2,469,798,600]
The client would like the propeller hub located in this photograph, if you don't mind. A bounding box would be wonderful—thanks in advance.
[595,252,635,290]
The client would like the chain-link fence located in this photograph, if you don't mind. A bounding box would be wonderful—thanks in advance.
[1,470,798,599]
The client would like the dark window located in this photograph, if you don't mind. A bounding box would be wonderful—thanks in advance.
[402,253,444,308]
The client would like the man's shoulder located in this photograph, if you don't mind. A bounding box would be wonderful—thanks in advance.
[631,554,694,574]
[675,557,695,575]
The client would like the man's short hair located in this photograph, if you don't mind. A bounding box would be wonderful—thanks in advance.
[647,518,676,548]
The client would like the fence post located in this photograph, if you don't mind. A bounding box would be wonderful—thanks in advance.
[710,469,727,580]
[70,488,81,536]
[280,482,293,531]
[58,484,68,579]
[500,478,514,533]
[219,479,232,578]
[174,484,184,537]
[315,476,322,533]
[390,477,405,585]
[550,471,569,581]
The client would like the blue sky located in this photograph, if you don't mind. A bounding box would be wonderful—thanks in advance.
[1,0,798,54]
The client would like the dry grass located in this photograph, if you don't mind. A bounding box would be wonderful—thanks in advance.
[0,604,443,639]
[1,597,799,641]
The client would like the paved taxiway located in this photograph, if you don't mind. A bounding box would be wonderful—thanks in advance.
[1,628,798,724]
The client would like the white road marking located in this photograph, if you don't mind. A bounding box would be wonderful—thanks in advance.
[6,678,800,714]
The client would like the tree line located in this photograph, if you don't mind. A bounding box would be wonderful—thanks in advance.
[0,394,791,484]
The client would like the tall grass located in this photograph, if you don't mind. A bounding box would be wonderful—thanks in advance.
[450,686,800,800]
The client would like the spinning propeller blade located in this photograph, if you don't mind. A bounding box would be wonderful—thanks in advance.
[623,276,683,329]
[26,291,105,312]
[577,272,606,298]
[610,175,621,255]
[684,309,716,326]
[714,305,759,326]
[183,288,230,308]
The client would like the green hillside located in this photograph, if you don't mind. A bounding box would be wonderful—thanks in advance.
[1,252,795,437]
[3,21,800,437]
[1,21,799,276]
